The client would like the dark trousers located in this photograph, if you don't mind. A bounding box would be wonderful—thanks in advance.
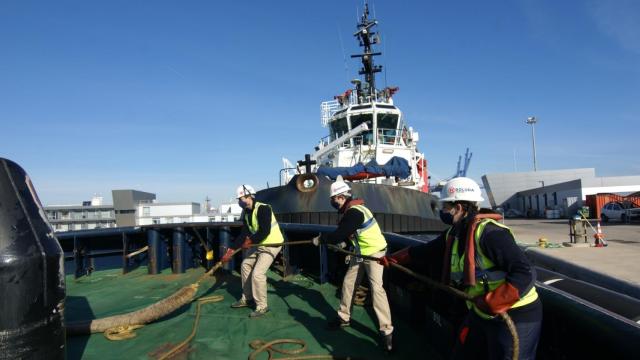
[452,311,541,360]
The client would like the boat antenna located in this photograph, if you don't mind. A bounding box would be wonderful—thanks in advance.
[351,1,382,100]
[337,23,350,84]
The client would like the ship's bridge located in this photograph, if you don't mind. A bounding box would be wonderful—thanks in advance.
[315,97,424,190]
[321,101,413,150]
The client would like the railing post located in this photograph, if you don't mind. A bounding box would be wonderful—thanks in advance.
[122,232,129,274]
[172,227,186,274]
[205,227,213,270]
[147,228,163,275]
[319,243,328,284]
[219,226,233,271]
[73,235,83,279]
[281,232,292,278]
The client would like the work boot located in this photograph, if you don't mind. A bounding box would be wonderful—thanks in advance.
[249,307,269,318]
[380,332,393,352]
[231,298,254,308]
[327,317,350,330]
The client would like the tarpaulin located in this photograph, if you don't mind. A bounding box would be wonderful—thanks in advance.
[316,156,411,180]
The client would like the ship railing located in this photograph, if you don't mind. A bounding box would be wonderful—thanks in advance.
[377,128,405,146]
[320,100,341,127]
[320,92,359,126]
[319,133,352,149]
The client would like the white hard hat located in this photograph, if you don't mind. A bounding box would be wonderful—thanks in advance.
[330,179,351,198]
[236,184,256,199]
[439,177,484,203]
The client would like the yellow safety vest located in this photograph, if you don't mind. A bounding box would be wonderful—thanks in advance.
[350,204,387,256]
[244,202,284,245]
[448,218,538,319]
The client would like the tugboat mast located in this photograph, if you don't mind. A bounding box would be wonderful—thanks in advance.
[351,3,382,102]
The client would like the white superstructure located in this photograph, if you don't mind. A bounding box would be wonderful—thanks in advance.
[293,4,429,192]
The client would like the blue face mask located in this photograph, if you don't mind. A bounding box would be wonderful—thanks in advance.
[238,199,248,209]
[439,209,454,225]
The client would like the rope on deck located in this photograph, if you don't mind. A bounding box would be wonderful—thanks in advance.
[247,338,358,360]
[156,295,225,360]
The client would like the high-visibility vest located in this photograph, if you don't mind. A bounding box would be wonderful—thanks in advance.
[448,218,538,319]
[244,202,284,245]
[349,204,387,256]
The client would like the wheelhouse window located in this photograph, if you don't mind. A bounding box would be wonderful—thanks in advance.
[377,113,399,144]
[350,113,373,145]
[329,117,348,141]
[377,113,398,129]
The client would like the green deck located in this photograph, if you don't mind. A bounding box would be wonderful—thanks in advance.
[65,266,441,359]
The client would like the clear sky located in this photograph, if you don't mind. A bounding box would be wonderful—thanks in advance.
[1,1,638,207]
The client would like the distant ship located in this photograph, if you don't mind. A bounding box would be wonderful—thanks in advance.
[258,4,445,234]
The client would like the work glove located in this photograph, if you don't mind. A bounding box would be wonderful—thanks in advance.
[473,282,521,315]
[241,236,253,250]
[377,255,398,267]
[220,248,235,263]
[377,247,411,267]
[312,234,326,247]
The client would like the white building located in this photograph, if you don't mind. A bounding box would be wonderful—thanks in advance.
[136,202,241,225]
[44,195,116,232]
[482,169,640,218]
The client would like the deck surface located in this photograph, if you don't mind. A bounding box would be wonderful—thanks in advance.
[65,266,440,360]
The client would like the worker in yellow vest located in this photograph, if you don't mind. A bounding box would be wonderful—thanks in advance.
[220,184,284,318]
[314,177,394,352]
[379,177,542,360]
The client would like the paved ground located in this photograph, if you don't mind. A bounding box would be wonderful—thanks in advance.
[505,219,640,295]
[505,218,640,247]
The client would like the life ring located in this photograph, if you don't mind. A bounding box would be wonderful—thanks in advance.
[295,173,319,193]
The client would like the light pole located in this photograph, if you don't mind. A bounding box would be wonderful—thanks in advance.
[526,116,538,171]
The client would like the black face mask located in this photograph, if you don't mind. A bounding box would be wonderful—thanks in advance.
[330,199,341,210]
[439,210,453,225]
[238,199,248,209]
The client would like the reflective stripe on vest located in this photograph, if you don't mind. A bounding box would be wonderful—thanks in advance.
[244,202,284,245]
[350,205,387,256]
[448,218,538,319]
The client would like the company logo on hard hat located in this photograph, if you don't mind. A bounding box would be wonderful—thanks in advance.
[449,187,476,194]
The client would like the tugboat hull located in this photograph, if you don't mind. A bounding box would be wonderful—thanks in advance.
[256,175,446,234]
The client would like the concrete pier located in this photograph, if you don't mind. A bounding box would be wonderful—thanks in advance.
[505,219,640,299]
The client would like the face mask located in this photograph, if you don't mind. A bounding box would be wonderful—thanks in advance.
[238,199,248,209]
[330,199,341,210]
[439,210,453,225]
[440,207,457,225]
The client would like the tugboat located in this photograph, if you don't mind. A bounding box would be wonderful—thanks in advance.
[257,4,445,234]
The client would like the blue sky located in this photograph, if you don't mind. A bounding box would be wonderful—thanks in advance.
[1,1,638,206]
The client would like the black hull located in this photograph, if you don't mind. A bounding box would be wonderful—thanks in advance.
[256,175,446,234]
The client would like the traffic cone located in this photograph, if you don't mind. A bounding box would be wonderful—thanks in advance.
[594,221,606,247]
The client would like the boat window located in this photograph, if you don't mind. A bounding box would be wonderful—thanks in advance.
[377,113,399,145]
[350,113,373,145]
[377,113,398,130]
[330,117,348,141]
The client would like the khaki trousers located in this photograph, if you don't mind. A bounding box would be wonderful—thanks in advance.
[240,245,281,310]
[337,250,394,335]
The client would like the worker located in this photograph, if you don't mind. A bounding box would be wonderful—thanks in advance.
[314,177,394,352]
[220,184,284,318]
[378,177,542,360]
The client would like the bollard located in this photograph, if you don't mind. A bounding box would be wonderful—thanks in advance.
[0,158,65,359]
